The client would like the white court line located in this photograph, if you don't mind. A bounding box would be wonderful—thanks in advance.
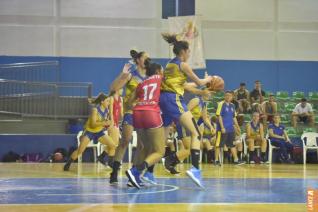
[37,184,179,196]
[0,203,305,206]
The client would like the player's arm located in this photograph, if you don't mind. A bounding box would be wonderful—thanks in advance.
[109,96,114,123]
[260,123,265,139]
[283,130,291,143]
[90,108,107,128]
[268,128,285,140]
[233,117,241,134]
[202,107,215,134]
[127,89,137,109]
[246,124,252,138]
[120,96,124,119]
[216,102,225,133]
[181,62,212,86]
[110,64,132,92]
[183,83,209,97]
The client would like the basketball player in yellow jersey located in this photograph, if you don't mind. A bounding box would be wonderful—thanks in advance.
[167,92,215,174]
[160,33,212,188]
[64,93,116,171]
[109,50,151,184]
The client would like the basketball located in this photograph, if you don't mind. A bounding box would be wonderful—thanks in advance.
[207,75,224,91]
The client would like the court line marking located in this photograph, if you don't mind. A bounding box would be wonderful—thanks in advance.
[0,203,306,206]
[36,183,179,196]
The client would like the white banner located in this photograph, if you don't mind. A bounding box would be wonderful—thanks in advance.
[168,16,206,69]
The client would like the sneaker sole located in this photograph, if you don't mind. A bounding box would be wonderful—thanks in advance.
[235,162,246,166]
[141,176,157,185]
[125,170,141,189]
[186,170,204,188]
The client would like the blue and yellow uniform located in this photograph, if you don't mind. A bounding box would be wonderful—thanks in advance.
[160,57,188,127]
[83,105,109,143]
[190,97,206,122]
[215,101,236,148]
[122,66,146,126]
[249,121,261,139]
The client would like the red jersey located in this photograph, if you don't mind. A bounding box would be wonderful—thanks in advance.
[112,96,122,127]
[133,74,162,112]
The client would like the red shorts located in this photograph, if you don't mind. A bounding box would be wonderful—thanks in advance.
[133,110,162,129]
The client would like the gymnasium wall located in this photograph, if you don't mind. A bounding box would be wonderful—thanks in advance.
[0,0,317,95]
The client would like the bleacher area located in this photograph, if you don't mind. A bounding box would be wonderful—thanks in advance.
[206,91,318,137]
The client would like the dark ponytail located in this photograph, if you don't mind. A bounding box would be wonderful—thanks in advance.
[161,33,189,56]
[92,93,108,105]
[130,49,145,64]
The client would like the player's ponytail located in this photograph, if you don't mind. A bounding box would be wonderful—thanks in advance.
[130,49,145,65]
[92,93,108,105]
[161,33,189,56]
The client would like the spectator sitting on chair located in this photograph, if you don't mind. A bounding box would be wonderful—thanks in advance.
[268,114,294,163]
[250,80,266,114]
[261,94,277,127]
[246,112,268,164]
[234,82,251,113]
[291,98,314,128]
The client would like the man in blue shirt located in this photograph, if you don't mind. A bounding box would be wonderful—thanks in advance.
[215,91,245,165]
[268,114,294,163]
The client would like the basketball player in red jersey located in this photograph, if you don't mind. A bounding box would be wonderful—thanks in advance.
[125,61,164,189]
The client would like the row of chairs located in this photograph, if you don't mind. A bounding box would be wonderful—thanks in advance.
[76,130,318,165]
[242,132,318,164]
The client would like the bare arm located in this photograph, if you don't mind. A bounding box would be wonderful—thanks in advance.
[181,62,211,86]
[109,97,114,123]
[283,130,291,142]
[110,64,132,92]
[260,123,265,139]
[268,129,285,140]
[202,107,215,134]
[246,124,252,138]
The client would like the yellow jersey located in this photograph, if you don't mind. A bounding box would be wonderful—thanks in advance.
[190,97,206,120]
[161,57,187,96]
[123,67,146,114]
[85,106,109,133]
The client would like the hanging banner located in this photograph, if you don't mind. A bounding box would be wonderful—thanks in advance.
[167,15,206,69]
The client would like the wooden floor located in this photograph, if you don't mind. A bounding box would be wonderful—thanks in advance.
[0,162,317,212]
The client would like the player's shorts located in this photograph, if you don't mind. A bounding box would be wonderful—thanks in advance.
[215,131,235,148]
[123,113,133,126]
[82,129,106,144]
[133,110,162,129]
[160,92,188,127]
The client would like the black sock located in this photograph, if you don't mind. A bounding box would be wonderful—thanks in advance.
[237,151,242,160]
[112,161,121,172]
[164,147,171,157]
[66,158,74,164]
[169,152,180,166]
[107,156,114,167]
[261,152,266,161]
[249,151,254,160]
[147,165,154,173]
[99,151,107,158]
[191,149,200,169]
[207,149,213,162]
[137,161,148,172]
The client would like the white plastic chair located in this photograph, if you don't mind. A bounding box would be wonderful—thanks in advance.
[77,131,101,163]
[128,131,138,163]
[267,133,279,164]
[301,132,318,164]
[242,133,262,161]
